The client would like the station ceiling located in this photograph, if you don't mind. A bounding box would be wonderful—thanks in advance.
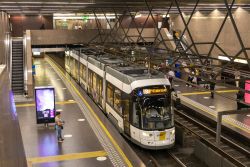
[1,0,250,14]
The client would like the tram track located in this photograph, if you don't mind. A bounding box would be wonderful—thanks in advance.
[48,53,249,166]
[174,107,250,167]
[128,142,186,167]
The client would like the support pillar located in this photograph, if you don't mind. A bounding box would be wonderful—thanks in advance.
[216,113,222,145]
[25,30,33,97]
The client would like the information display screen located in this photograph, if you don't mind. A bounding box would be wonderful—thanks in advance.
[35,87,56,124]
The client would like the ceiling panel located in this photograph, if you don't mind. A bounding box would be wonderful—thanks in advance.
[0,0,250,14]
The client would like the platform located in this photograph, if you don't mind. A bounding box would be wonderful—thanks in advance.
[15,58,144,167]
[173,80,250,139]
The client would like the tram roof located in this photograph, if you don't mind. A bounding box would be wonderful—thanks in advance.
[76,48,166,84]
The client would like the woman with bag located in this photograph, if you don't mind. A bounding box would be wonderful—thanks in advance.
[55,112,64,142]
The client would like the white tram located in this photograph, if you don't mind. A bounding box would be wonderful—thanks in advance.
[65,48,175,149]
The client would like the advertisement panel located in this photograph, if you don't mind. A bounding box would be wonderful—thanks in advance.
[35,87,56,124]
[245,80,250,104]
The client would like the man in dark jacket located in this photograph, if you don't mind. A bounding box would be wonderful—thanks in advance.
[210,73,216,98]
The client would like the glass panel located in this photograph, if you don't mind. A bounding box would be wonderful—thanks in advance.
[114,89,122,114]
[93,73,97,90]
[88,70,93,90]
[132,102,140,128]
[75,60,79,80]
[82,65,86,81]
[80,64,83,80]
[134,94,173,130]
[107,83,114,106]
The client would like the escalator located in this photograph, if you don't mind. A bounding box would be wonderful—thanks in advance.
[11,38,24,94]
[172,32,195,64]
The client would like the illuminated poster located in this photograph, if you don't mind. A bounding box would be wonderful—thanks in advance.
[245,80,250,104]
[35,87,56,124]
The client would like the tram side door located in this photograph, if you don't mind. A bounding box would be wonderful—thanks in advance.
[123,100,130,136]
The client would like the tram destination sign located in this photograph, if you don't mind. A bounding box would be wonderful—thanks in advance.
[35,87,56,124]
[143,88,167,95]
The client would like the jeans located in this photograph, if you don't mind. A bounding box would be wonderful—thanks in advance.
[56,125,62,140]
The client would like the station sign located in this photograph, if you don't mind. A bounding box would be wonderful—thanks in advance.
[35,87,56,124]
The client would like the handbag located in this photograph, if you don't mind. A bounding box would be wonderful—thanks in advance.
[60,125,64,129]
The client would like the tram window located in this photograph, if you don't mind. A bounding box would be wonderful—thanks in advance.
[97,78,102,97]
[88,70,93,87]
[82,65,86,81]
[107,83,114,106]
[93,73,97,90]
[80,64,83,79]
[114,89,122,114]
[75,61,78,77]
[132,103,140,128]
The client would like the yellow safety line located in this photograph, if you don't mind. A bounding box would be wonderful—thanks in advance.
[27,150,107,164]
[181,89,238,96]
[182,97,250,134]
[16,100,76,107]
[46,57,133,167]
[181,91,210,96]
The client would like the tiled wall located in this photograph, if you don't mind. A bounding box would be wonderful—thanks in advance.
[171,8,250,59]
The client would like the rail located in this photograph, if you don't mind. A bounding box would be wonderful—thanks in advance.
[174,108,249,167]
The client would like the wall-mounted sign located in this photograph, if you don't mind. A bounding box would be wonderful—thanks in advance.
[35,87,56,124]
[245,80,250,104]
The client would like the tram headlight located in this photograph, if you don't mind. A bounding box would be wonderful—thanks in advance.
[170,129,175,135]
[142,132,152,137]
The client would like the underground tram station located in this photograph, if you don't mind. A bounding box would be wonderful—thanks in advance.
[0,0,249,167]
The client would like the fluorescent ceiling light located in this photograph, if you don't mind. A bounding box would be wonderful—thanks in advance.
[54,16,116,20]
[135,14,142,18]
[0,2,95,4]
[53,13,118,17]
[54,13,75,16]
[33,51,41,56]
[234,59,248,64]
[218,55,230,61]
[218,56,248,64]
[162,14,170,18]
[191,16,230,19]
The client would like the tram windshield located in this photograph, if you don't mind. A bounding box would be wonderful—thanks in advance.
[134,93,173,130]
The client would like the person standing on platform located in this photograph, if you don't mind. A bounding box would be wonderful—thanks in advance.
[210,73,216,99]
[234,70,241,87]
[55,112,64,142]
[168,69,175,85]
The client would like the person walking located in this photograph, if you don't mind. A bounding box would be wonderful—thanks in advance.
[55,112,64,142]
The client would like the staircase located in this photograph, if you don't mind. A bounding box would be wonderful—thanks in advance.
[11,39,24,94]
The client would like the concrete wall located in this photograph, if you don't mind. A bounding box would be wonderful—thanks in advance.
[0,12,10,65]
[30,29,106,45]
[171,8,250,59]
[10,15,53,37]
[29,28,160,46]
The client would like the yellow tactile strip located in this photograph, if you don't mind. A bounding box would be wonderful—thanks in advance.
[181,89,238,96]
[16,100,76,107]
[46,57,133,167]
[27,150,107,166]
[179,93,250,134]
